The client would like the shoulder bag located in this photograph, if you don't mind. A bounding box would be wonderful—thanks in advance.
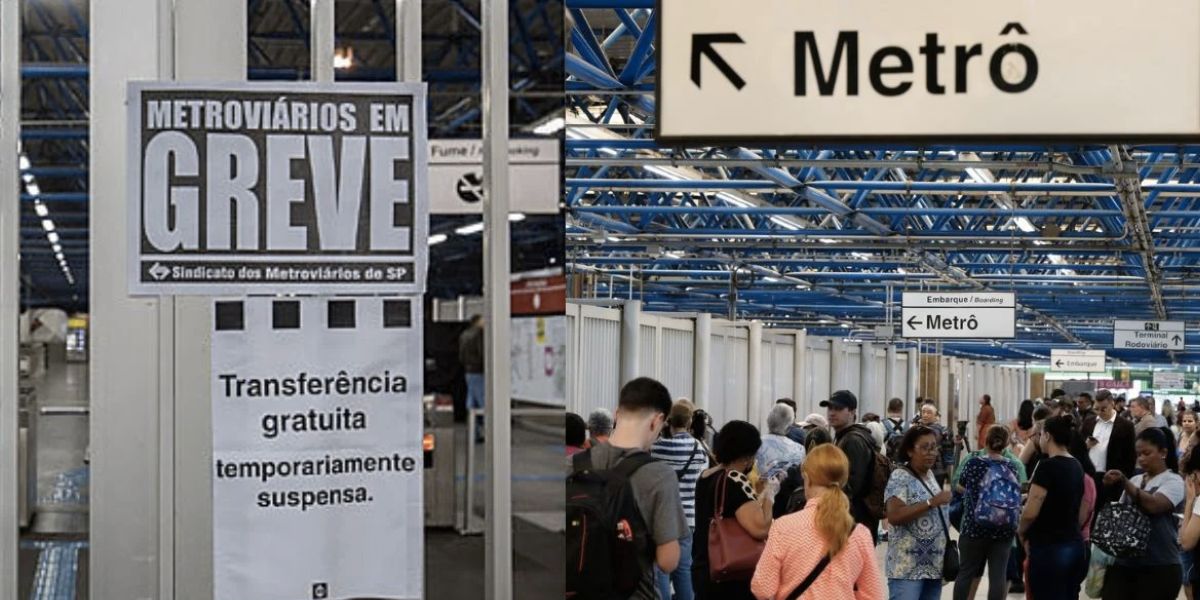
[706,469,766,582]
[1092,475,1154,559]
[906,466,960,582]
[784,554,832,600]
[675,439,699,482]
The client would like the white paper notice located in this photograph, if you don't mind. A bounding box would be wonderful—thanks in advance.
[211,296,423,600]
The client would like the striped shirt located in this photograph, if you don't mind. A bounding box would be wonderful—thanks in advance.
[651,432,708,527]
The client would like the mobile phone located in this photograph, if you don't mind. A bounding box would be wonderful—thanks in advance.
[1088,436,1098,444]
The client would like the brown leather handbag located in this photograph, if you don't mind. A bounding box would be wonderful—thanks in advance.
[707,469,766,582]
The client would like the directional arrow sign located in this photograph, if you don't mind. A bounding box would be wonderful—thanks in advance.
[1153,371,1186,390]
[900,292,1014,339]
[690,34,746,90]
[657,0,1200,141]
[1113,320,1185,351]
[1050,349,1106,373]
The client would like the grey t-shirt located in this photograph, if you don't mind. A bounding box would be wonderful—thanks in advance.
[588,443,689,600]
[1119,470,1185,567]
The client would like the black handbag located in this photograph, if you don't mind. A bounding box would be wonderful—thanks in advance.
[907,466,960,582]
[1092,478,1154,559]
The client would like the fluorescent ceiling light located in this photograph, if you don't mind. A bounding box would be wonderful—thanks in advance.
[427,233,448,245]
[455,222,484,235]
[763,276,781,283]
[509,213,526,222]
[333,48,353,70]
[51,243,61,253]
[40,219,54,232]
[532,117,565,135]
[34,203,47,217]
[18,155,29,170]
[26,183,39,197]
[606,236,622,243]
[47,232,59,244]
[54,252,64,261]
[22,173,33,184]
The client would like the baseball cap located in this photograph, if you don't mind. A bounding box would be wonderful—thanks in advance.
[820,390,858,411]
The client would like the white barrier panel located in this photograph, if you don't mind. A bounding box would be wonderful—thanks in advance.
[639,324,657,377]
[576,306,621,415]
[211,297,422,600]
[809,341,832,415]
[661,326,696,400]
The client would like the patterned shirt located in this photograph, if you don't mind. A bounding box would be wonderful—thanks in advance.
[884,467,948,581]
[756,434,807,482]
[651,432,708,527]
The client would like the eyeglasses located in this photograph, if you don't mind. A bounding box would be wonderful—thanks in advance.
[915,443,939,452]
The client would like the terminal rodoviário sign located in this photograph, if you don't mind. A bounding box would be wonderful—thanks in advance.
[657,0,1200,140]
[1113,320,1186,351]
[127,82,428,295]
[901,292,1015,339]
[211,297,422,600]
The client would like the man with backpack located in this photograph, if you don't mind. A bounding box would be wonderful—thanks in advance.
[568,378,689,600]
[825,389,889,544]
[883,397,908,459]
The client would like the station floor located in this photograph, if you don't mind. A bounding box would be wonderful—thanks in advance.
[16,354,565,599]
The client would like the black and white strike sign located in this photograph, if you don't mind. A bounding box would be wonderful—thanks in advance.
[901,292,1015,339]
[127,82,428,295]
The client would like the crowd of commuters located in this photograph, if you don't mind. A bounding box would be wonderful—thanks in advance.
[567,378,1200,600]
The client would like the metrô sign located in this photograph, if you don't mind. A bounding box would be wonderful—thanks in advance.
[900,292,1015,339]
[127,82,428,295]
[657,0,1200,141]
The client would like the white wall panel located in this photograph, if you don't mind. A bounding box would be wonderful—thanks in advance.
[728,334,750,423]
[578,309,621,415]
[893,353,909,403]
[809,343,832,416]
[773,338,795,405]
[845,346,862,399]
[660,327,695,400]
[707,333,729,428]
[872,350,887,408]
[638,324,657,378]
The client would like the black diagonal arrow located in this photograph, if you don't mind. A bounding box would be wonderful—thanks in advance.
[906,315,920,330]
[691,33,746,90]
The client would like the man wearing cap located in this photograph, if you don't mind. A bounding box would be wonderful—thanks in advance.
[822,389,881,543]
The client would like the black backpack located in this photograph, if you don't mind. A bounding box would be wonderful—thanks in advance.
[567,450,655,599]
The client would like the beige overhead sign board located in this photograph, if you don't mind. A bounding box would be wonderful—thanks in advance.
[1113,320,1185,351]
[657,0,1200,140]
[127,81,428,295]
[1049,349,1105,373]
[430,139,560,214]
[901,292,1015,339]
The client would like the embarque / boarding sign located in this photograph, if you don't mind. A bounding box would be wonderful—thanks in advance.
[127,82,428,295]
[1113,320,1185,351]
[657,0,1200,141]
[901,292,1015,339]
[1049,349,1106,373]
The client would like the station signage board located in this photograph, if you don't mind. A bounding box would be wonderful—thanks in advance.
[127,81,428,295]
[1049,349,1106,373]
[430,138,559,214]
[211,297,423,600]
[1113,320,1186,351]
[657,0,1200,141]
[1154,371,1186,390]
[900,292,1015,339]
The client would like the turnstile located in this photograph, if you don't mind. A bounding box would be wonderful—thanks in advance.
[423,394,458,528]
